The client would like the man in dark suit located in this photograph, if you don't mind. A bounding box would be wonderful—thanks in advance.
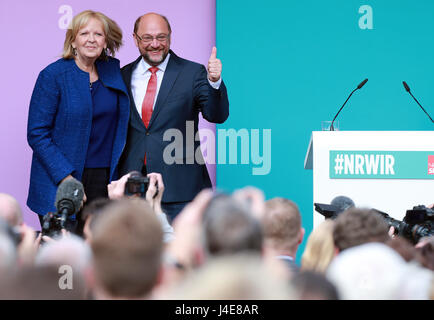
[119,13,229,221]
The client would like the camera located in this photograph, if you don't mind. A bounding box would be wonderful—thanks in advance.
[42,177,84,238]
[41,211,69,238]
[314,196,355,219]
[314,198,434,244]
[0,217,22,246]
[373,205,433,244]
[314,203,342,219]
[124,171,158,198]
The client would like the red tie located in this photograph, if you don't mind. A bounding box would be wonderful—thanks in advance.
[142,67,158,165]
[141,67,159,127]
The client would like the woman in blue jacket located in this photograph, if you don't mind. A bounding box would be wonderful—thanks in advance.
[27,10,129,233]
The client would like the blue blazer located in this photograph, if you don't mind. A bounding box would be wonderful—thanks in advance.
[27,57,130,215]
[119,51,229,203]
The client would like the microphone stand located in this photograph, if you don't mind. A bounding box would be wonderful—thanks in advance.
[330,79,368,131]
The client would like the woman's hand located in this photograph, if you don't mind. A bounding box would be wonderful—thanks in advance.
[60,174,87,205]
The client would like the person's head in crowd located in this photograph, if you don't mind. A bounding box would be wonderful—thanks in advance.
[399,259,434,300]
[0,193,23,227]
[0,232,16,276]
[232,186,266,220]
[290,271,339,300]
[36,234,92,276]
[0,217,41,267]
[415,236,434,271]
[0,265,85,299]
[201,194,263,258]
[81,198,113,243]
[90,198,163,299]
[301,219,336,274]
[162,254,295,300]
[386,236,423,264]
[326,242,433,300]
[333,208,389,252]
[262,198,304,259]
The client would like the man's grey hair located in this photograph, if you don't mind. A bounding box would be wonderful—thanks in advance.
[0,233,16,271]
[0,193,23,226]
[202,195,263,257]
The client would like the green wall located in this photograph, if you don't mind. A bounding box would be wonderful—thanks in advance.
[216,0,434,262]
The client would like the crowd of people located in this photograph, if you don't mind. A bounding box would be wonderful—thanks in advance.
[4,8,433,301]
[0,173,432,300]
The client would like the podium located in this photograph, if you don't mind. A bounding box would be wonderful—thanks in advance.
[304,131,434,228]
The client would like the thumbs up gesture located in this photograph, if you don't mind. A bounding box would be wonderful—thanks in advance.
[207,46,222,82]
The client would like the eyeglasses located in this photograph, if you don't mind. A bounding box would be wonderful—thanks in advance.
[135,33,169,43]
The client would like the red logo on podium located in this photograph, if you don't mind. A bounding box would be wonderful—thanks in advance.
[429,155,434,175]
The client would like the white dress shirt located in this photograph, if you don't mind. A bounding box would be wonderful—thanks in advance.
[131,53,222,118]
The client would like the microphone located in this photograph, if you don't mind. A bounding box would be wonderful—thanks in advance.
[330,78,368,131]
[331,196,355,214]
[357,78,368,89]
[314,195,356,219]
[54,177,85,228]
[402,81,434,123]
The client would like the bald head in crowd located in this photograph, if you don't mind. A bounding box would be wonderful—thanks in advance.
[0,193,23,226]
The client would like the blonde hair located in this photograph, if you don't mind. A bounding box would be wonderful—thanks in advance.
[301,219,335,274]
[63,10,122,60]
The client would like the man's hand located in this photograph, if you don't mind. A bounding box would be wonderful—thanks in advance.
[108,172,165,215]
[207,46,222,82]
[17,224,41,266]
[107,173,131,199]
[167,189,214,268]
[146,172,165,214]
[232,186,266,220]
